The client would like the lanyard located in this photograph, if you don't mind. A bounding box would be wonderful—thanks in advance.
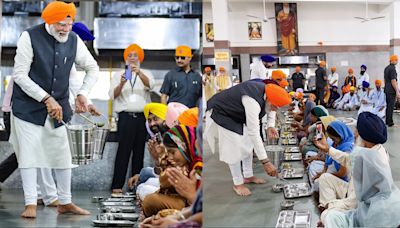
[129,73,138,92]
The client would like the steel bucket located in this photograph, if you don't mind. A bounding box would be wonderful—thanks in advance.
[92,127,109,160]
[265,145,284,172]
[66,124,95,165]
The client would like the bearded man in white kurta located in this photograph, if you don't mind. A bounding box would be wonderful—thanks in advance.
[9,2,98,218]
[205,82,291,196]
[370,80,386,119]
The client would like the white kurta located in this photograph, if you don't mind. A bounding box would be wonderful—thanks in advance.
[205,96,271,164]
[370,88,386,119]
[357,90,373,115]
[250,59,269,80]
[10,25,99,169]
[356,73,369,88]
[328,72,339,87]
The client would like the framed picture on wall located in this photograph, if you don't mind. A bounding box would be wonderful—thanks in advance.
[248,22,262,40]
[205,23,214,42]
[275,3,299,55]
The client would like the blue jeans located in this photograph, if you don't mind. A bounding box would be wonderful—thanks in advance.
[138,167,156,185]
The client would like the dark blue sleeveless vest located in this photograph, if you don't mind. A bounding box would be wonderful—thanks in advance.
[12,23,76,128]
[207,81,266,135]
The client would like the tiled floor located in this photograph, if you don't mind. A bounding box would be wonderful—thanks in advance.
[203,110,400,227]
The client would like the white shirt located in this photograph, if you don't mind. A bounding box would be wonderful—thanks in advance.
[250,59,268,80]
[109,69,155,113]
[370,88,386,109]
[328,72,339,87]
[242,95,277,161]
[12,25,99,103]
[357,73,370,88]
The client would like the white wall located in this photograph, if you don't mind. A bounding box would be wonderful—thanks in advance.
[203,1,391,47]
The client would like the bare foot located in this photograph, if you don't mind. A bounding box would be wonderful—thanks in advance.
[112,189,123,193]
[57,203,91,215]
[244,176,266,184]
[47,200,59,207]
[21,205,37,218]
[233,184,251,196]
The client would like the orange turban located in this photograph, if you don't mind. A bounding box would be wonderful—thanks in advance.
[375,80,382,86]
[265,84,291,107]
[204,67,212,73]
[296,92,304,100]
[390,55,398,62]
[279,80,289,88]
[177,107,199,127]
[331,67,336,72]
[175,45,192,57]
[271,70,286,80]
[348,68,354,74]
[319,61,326,67]
[124,44,144,63]
[342,84,350,94]
[41,1,76,25]
[219,66,226,72]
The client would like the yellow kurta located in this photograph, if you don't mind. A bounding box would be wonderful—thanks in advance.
[203,74,216,101]
[215,75,232,92]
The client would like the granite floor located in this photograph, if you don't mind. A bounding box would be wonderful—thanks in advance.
[203,110,400,228]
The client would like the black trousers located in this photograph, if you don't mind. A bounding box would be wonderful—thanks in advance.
[385,93,396,126]
[111,112,146,189]
[315,87,326,106]
[0,112,18,183]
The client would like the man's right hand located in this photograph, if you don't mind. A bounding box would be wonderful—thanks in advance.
[262,161,277,177]
[128,174,140,189]
[45,97,63,122]
[120,73,128,85]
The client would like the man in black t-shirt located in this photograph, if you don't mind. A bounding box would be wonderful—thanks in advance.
[315,61,328,106]
[290,66,305,91]
[384,55,400,127]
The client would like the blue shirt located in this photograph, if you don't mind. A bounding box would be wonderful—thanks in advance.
[160,67,202,108]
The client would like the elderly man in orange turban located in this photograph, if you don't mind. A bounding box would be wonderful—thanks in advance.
[160,45,202,108]
[370,80,386,119]
[9,1,99,218]
[202,67,216,101]
[215,66,233,92]
[384,55,400,127]
[109,42,155,194]
[205,81,291,196]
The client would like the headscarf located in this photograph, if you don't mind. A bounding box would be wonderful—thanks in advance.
[165,125,202,177]
[296,88,304,93]
[357,112,387,144]
[144,103,168,120]
[166,102,189,128]
[260,54,275,63]
[41,1,76,24]
[175,45,192,57]
[265,84,291,107]
[178,107,199,127]
[72,22,94,41]
[347,148,400,227]
[124,44,144,63]
[328,120,354,152]
[319,116,336,131]
[289,91,296,97]
[311,105,329,118]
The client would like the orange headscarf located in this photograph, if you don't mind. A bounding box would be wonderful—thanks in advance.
[265,84,291,107]
[41,1,76,24]
[123,44,144,63]
[390,55,398,62]
[177,108,199,127]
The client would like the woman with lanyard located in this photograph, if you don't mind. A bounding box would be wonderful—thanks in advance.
[109,43,155,194]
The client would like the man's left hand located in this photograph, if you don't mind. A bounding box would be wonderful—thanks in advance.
[267,127,279,139]
[75,95,88,113]
[88,104,101,116]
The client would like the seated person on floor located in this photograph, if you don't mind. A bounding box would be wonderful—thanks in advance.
[306,116,336,189]
[357,81,373,115]
[370,80,386,119]
[326,86,340,108]
[298,106,329,156]
[315,112,399,228]
[334,87,359,111]
[141,125,202,217]
[311,120,354,193]
[292,94,316,140]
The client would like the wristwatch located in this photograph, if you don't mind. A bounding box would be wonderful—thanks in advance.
[261,159,270,165]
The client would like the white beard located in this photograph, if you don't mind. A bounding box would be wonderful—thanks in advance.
[283,6,290,14]
[49,25,69,43]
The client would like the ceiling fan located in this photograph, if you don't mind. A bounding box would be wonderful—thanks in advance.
[246,0,275,22]
[354,0,385,23]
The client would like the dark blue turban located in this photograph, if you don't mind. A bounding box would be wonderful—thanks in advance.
[72,22,95,41]
[260,54,276,63]
[357,112,387,144]
[362,81,370,88]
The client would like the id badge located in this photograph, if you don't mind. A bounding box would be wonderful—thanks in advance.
[129,94,137,103]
